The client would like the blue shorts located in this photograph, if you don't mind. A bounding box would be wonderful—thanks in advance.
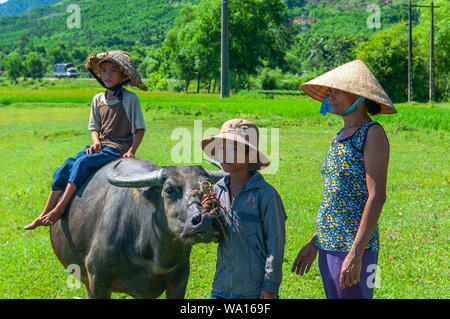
[51,145,121,191]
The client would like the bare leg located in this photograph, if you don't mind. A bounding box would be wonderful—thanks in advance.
[24,183,77,229]
[40,182,78,225]
[24,190,63,230]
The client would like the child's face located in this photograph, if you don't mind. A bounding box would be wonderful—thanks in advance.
[100,61,126,88]
[217,140,250,174]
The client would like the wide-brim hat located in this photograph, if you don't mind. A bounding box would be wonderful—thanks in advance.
[301,60,397,114]
[201,119,270,170]
[85,50,148,91]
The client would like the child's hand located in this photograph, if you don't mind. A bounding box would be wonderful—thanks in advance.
[201,193,217,210]
[86,143,101,154]
[260,291,277,299]
[291,241,318,276]
[121,148,135,158]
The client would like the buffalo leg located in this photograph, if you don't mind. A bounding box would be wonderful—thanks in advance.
[165,261,189,299]
[87,272,112,299]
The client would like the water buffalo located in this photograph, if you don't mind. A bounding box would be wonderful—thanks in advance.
[50,157,227,299]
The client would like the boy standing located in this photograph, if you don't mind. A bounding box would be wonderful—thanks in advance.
[201,119,287,299]
[25,51,147,230]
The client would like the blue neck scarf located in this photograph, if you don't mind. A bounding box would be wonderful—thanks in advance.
[88,68,131,101]
[320,94,366,117]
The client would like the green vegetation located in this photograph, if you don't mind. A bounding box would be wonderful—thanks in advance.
[0,0,62,17]
[355,0,449,102]
[0,0,448,300]
[0,85,448,298]
[0,1,447,101]
[0,0,197,49]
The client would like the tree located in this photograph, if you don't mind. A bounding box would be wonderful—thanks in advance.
[413,0,449,101]
[355,0,449,102]
[23,52,44,79]
[48,47,70,65]
[161,0,291,91]
[5,51,23,83]
[286,0,305,9]
[355,22,409,102]
[161,6,199,91]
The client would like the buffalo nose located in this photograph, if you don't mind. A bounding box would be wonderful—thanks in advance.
[191,214,202,226]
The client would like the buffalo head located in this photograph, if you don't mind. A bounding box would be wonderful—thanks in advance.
[106,158,227,245]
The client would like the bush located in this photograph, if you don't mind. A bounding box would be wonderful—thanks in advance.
[170,80,185,93]
[255,68,283,90]
[145,68,169,91]
[280,73,302,91]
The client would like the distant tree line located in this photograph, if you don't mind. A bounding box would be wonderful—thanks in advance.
[0,0,448,101]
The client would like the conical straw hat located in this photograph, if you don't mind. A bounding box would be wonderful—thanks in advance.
[301,60,397,114]
[85,51,148,91]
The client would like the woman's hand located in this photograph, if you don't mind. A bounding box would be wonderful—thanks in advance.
[339,251,363,289]
[201,193,217,210]
[291,240,318,276]
[86,142,101,154]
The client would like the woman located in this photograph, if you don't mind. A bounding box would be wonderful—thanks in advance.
[292,60,397,299]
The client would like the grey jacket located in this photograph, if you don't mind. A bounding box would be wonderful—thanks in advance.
[211,171,287,299]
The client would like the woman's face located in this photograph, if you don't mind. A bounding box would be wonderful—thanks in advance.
[328,88,360,115]
[100,61,125,87]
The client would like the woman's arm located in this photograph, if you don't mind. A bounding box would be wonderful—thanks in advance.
[339,125,389,289]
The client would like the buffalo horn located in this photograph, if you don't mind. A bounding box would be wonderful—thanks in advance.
[107,160,164,188]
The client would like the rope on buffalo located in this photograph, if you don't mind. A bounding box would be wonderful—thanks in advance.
[186,180,230,241]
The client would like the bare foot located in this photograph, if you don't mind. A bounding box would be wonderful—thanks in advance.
[24,215,52,230]
[40,206,65,226]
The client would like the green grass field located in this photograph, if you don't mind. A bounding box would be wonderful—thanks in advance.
[0,80,448,299]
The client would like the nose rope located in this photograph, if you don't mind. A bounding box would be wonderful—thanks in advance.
[186,180,230,241]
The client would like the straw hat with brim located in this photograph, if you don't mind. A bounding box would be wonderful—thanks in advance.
[301,60,397,114]
[201,119,270,170]
[85,50,148,91]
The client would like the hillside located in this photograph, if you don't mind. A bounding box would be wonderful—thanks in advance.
[0,0,199,51]
[0,0,62,17]
[0,0,411,53]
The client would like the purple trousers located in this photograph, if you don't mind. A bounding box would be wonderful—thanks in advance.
[318,249,379,299]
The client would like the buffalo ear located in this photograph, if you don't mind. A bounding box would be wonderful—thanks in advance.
[107,158,164,188]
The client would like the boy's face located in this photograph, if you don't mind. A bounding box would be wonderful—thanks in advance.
[100,61,126,88]
[217,140,250,174]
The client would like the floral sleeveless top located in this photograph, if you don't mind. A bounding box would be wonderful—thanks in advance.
[316,121,381,252]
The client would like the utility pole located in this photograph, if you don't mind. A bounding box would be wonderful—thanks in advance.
[429,1,436,102]
[221,0,230,98]
[403,1,439,102]
[407,0,413,102]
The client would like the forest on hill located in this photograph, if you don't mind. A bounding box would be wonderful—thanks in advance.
[0,0,448,102]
